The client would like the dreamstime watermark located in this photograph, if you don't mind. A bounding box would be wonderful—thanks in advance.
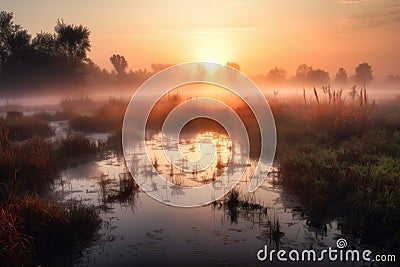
[122,62,276,207]
[257,238,396,263]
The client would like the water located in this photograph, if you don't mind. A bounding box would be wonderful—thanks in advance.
[50,129,369,266]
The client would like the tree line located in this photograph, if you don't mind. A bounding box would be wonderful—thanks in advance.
[0,11,398,94]
[263,63,374,86]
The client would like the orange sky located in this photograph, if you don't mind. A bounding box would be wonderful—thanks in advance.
[3,0,400,78]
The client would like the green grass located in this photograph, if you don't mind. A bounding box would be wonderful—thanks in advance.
[273,99,400,252]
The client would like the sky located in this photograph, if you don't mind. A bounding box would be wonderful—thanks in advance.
[2,0,400,78]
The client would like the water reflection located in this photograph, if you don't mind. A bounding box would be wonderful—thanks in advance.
[52,130,365,266]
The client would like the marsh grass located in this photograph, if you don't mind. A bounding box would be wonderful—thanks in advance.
[0,120,102,266]
[0,195,100,266]
[274,97,400,252]
[57,134,99,157]
[70,98,127,133]
[216,189,283,245]
[0,122,57,197]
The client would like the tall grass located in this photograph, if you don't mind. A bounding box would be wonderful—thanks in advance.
[4,116,53,141]
[70,98,127,133]
[274,96,400,252]
[57,134,99,157]
[0,121,56,197]
[0,195,100,266]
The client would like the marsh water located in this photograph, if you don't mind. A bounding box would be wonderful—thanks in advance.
[49,129,368,267]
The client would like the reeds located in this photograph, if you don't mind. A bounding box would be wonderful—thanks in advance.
[5,116,53,141]
[275,96,400,252]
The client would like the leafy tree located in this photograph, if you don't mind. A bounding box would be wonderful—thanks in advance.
[110,54,128,75]
[31,32,58,55]
[0,11,31,74]
[308,69,330,85]
[54,20,90,62]
[355,63,373,84]
[54,20,91,84]
[295,64,313,82]
[295,64,329,85]
[335,68,348,84]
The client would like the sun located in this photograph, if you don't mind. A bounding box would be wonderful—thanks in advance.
[193,39,233,65]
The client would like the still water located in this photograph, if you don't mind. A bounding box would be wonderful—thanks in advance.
[51,130,368,267]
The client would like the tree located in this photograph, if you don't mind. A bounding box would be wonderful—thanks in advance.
[387,74,400,83]
[295,64,313,82]
[0,11,31,74]
[295,64,329,85]
[308,69,330,85]
[31,32,58,55]
[355,63,373,84]
[226,62,240,71]
[335,68,348,84]
[266,67,287,83]
[54,20,91,85]
[54,20,90,62]
[110,54,128,75]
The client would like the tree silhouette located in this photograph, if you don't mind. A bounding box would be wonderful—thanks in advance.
[110,54,128,75]
[54,20,90,62]
[295,64,313,82]
[335,68,348,84]
[151,63,172,73]
[295,64,329,85]
[355,63,373,84]
[53,20,91,85]
[309,69,329,85]
[0,11,31,75]
[266,67,287,83]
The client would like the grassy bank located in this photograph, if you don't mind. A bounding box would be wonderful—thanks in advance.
[0,120,102,265]
[274,99,400,252]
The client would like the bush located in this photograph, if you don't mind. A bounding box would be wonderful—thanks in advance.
[5,116,53,141]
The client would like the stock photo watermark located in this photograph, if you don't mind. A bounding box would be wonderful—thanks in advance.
[257,238,396,263]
